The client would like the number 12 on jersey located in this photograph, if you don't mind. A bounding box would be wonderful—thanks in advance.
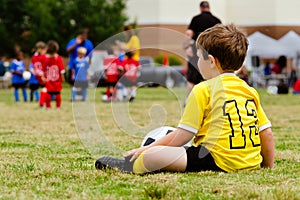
[223,99,260,149]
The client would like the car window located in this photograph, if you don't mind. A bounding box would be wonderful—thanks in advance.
[139,57,154,66]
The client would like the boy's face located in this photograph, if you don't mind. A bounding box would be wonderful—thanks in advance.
[38,48,46,54]
[197,49,212,80]
[78,52,85,58]
[17,53,24,60]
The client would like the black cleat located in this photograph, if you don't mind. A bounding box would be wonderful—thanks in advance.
[95,156,133,173]
[129,97,135,102]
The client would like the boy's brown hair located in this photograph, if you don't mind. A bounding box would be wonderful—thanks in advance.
[77,47,87,55]
[196,24,248,71]
[35,41,46,49]
[47,40,59,55]
[125,51,133,59]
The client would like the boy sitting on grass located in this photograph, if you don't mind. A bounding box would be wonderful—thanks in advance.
[96,24,274,173]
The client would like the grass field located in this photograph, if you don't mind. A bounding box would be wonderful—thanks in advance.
[0,85,300,200]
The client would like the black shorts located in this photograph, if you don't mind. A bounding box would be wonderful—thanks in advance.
[47,91,60,95]
[186,56,204,84]
[29,83,40,91]
[106,82,117,87]
[185,145,223,172]
[12,83,27,89]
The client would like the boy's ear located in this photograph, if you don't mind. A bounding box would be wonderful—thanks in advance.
[208,55,217,68]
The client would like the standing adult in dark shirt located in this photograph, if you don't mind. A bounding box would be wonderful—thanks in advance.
[185,1,221,95]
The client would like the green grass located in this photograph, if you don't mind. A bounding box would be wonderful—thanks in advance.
[0,86,300,199]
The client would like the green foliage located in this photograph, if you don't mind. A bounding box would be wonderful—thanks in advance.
[154,54,183,66]
[168,55,183,66]
[0,0,128,57]
[154,55,164,65]
[144,184,168,199]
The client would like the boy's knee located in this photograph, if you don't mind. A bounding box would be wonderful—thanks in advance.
[133,151,150,174]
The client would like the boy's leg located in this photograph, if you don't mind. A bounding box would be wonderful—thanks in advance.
[123,87,128,100]
[71,87,77,101]
[22,88,27,102]
[34,90,39,101]
[14,88,19,102]
[39,87,46,107]
[133,146,187,174]
[95,146,187,174]
[30,90,34,102]
[81,88,87,101]
[45,93,52,109]
[112,87,117,100]
[55,93,62,108]
[116,88,123,101]
[129,86,136,102]
[105,87,111,99]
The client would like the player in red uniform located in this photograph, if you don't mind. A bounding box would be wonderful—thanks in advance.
[43,40,65,109]
[31,41,47,107]
[293,79,300,94]
[103,49,122,100]
[120,51,140,102]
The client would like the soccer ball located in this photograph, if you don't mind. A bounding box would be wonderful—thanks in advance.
[141,126,191,147]
[101,94,110,102]
[22,71,31,80]
[267,85,278,95]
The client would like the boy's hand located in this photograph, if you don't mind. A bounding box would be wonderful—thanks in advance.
[76,35,83,44]
[123,146,150,162]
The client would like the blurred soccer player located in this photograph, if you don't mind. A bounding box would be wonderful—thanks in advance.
[43,40,65,109]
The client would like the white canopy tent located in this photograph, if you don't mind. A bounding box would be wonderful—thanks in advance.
[247,32,295,60]
[245,31,299,88]
[245,31,298,71]
[278,31,300,69]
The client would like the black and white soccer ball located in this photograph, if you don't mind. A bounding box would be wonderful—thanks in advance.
[22,71,31,80]
[141,126,191,147]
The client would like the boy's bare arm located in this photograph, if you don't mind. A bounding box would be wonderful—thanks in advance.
[259,127,274,168]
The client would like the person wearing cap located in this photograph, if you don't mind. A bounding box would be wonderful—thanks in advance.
[185,1,221,97]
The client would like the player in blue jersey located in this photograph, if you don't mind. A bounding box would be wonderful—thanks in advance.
[10,51,28,102]
[66,30,93,85]
[71,47,90,101]
[28,63,40,102]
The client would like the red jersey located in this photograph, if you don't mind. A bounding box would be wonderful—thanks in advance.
[293,79,300,92]
[121,58,140,82]
[32,53,46,84]
[43,55,65,92]
[103,55,121,83]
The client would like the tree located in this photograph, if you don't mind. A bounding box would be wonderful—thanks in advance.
[0,0,128,57]
[0,0,28,56]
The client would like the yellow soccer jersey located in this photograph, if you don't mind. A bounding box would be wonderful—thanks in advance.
[126,35,140,61]
[178,73,271,172]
